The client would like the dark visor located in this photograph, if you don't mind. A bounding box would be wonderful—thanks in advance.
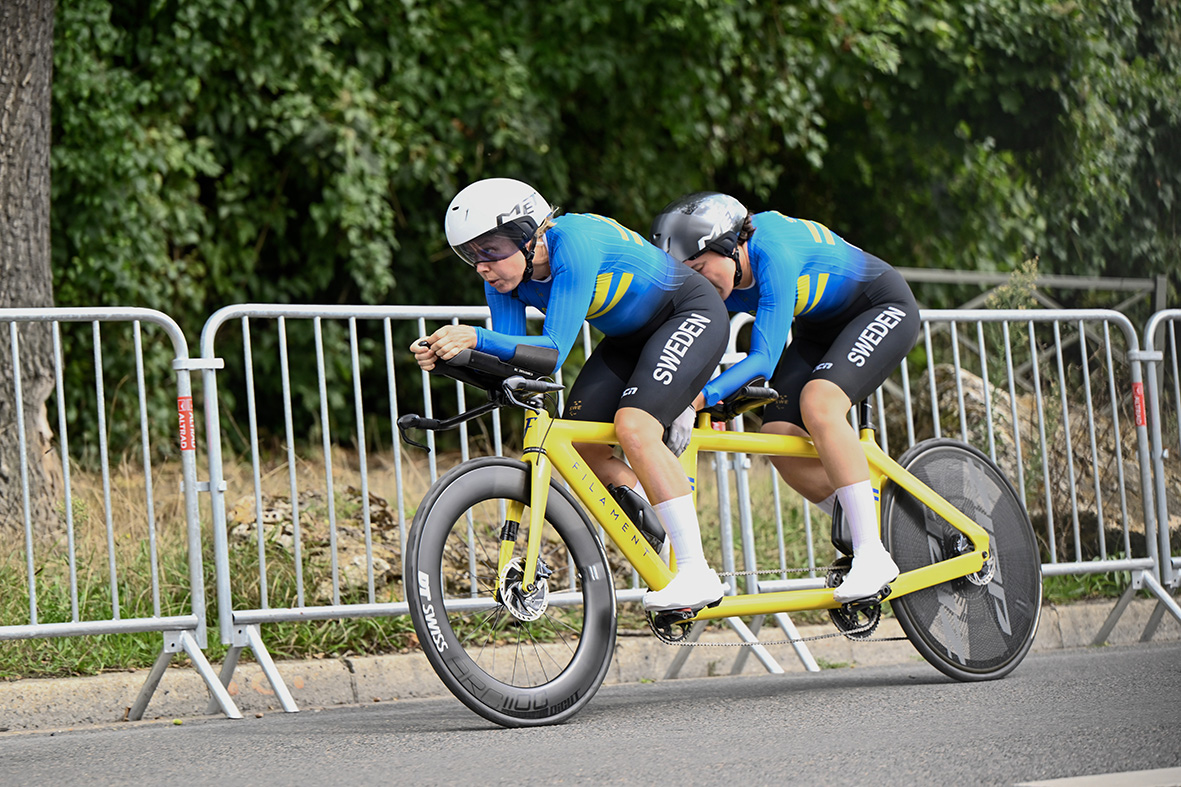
[453,225,533,267]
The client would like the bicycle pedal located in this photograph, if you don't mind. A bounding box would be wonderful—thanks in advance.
[841,584,892,613]
[647,609,695,643]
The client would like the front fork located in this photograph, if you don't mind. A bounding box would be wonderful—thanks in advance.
[492,463,551,597]
[496,411,554,596]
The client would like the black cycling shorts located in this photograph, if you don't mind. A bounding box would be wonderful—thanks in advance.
[763,264,919,428]
[564,271,729,427]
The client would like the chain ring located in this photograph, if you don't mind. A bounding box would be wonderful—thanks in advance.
[824,557,882,640]
[644,561,905,648]
[646,609,696,644]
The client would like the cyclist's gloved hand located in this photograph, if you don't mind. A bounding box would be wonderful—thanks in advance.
[663,405,696,457]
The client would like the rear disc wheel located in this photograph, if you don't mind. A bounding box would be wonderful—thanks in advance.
[882,439,1042,681]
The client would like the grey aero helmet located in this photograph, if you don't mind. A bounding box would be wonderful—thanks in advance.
[650,191,748,263]
[445,178,553,272]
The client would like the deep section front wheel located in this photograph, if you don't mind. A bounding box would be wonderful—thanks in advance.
[882,439,1042,681]
[404,457,617,727]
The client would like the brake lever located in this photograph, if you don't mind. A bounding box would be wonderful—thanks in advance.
[397,398,503,451]
[502,377,543,412]
[501,375,564,412]
[396,414,433,450]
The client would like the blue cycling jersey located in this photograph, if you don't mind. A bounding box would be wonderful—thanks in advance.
[476,213,692,370]
[703,211,890,406]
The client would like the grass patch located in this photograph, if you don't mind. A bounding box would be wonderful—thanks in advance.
[0,446,1146,681]
[1042,561,1136,604]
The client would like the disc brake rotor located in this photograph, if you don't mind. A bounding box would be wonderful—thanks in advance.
[497,556,551,622]
[954,534,996,586]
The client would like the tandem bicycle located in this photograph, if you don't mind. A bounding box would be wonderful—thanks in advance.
[398,348,1043,727]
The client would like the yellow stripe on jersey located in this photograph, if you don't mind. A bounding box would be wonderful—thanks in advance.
[588,273,633,318]
[587,214,644,245]
[794,275,811,316]
[772,212,836,245]
[801,220,836,245]
[802,273,829,314]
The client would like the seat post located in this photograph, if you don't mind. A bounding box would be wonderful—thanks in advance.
[856,398,875,439]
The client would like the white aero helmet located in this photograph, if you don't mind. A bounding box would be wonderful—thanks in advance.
[444,178,553,268]
[650,191,749,263]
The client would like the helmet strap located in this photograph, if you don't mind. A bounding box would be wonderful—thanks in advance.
[732,249,743,288]
[521,243,535,284]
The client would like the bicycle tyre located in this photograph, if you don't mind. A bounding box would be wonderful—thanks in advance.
[404,457,617,727]
[882,439,1042,681]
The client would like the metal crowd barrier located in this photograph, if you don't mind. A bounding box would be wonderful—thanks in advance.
[674,309,1181,676]
[1116,309,1181,639]
[902,310,1178,641]
[196,304,595,713]
[7,303,1178,720]
[195,304,1181,704]
[0,308,239,720]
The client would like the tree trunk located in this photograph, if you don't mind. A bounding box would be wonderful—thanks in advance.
[0,0,59,533]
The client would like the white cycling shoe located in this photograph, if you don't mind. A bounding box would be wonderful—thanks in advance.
[643,566,727,612]
[832,546,900,603]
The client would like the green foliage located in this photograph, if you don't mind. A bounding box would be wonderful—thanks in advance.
[1043,564,1135,603]
[46,0,1181,454]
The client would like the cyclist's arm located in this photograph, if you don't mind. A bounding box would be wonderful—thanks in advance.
[473,286,557,368]
[701,254,798,407]
[474,238,598,372]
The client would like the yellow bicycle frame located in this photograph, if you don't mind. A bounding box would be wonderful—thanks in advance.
[510,407,991,622]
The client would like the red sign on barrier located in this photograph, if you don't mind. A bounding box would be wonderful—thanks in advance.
[178,396,196,451]
[1132,382,1146,427]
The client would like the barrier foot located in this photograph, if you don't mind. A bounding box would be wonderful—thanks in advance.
[242,624,299,713]
[206,644,243,715]
[662,617,787,679]
[726,612,821,674]
[1093,576,1141,646]
[771,612,821,673]
[729,615,764,674]
[1139,574,1181,642]
[128,646,174,721]
[726,616,785,675]
[181,631,243,720]
[129,631,242,721]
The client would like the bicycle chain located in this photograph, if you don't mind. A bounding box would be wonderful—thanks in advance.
[645,566,909,647]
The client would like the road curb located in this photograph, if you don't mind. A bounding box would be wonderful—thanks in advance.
[2,598,1177,732]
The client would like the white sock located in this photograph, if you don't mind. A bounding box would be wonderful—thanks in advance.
[835,480,882,553]
[653,494,707,572]
[812,491,837,517]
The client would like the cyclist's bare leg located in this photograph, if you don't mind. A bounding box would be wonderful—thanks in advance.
[575,442,637,491]
[798,380,868,487]
[613,407,690,504]
[799,379,898,601]
[762,421,834,503]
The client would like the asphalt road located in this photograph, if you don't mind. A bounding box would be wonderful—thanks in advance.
[2,642,1178,786]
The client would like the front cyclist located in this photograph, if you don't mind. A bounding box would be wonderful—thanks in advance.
[651,192,920,603]
[412,178,730,612]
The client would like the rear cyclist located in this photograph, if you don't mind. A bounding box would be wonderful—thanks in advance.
[650,192,920,602]
[412,178,731,612]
